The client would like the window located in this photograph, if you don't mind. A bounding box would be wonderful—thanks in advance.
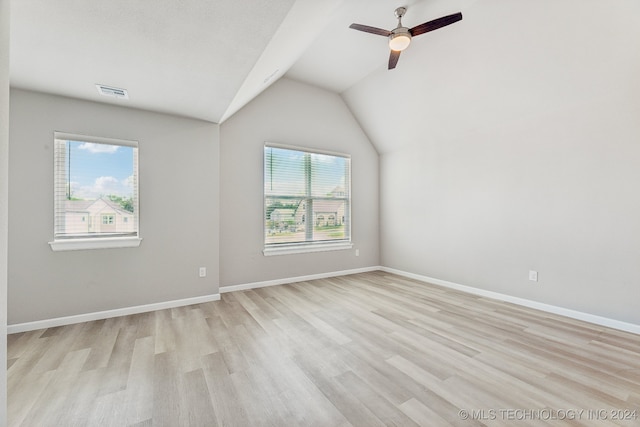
[264,143,352,255]
[49,132,141,251]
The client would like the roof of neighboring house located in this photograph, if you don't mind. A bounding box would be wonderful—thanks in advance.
[270,208,297,220]
[271,208,296,214]
[311,200,344,213]
[63,197,133,216]
[99,197,133,216]
[269,199,344,216]
[63,200,93,212]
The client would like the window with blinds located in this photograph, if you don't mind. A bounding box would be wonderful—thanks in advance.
[264,144,351,253]
[52,132,139,245]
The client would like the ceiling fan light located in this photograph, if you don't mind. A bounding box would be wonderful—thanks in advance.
[389,33,411,51]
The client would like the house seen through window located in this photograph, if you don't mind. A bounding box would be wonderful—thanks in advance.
[52,132,139,247]
[264,144,351,252]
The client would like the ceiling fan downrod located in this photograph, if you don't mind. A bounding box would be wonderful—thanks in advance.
[394,7,407,28]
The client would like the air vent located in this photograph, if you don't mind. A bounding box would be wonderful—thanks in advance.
[96,84,129,99]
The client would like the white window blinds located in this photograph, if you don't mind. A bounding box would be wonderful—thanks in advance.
[264,144,351,248]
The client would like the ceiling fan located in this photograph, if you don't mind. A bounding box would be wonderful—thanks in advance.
[349,7,462,70]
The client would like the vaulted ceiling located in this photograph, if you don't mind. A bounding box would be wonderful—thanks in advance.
[10,0,640,153]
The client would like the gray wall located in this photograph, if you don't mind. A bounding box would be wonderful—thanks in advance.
[219,78,379,286]
[339,1,640,327]
[1,0,10,421]
[8,89,220,324]
[379,97,640,325]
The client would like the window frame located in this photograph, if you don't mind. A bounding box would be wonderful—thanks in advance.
[49,132,142,251]
[263,142,353,256]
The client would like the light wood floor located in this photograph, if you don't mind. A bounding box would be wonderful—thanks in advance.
[8,272,640,426]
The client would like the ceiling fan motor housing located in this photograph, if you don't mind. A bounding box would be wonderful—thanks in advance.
[389,7,411,51]
[389,28,411,51]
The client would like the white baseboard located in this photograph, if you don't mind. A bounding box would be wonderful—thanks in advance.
[380,267,640,335]
[8,293,221,334]
[220,266,381,294]
[8,266,380,334]
[11,266,638,336]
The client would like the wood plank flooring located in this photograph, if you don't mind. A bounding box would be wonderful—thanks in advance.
[7,272,640,426]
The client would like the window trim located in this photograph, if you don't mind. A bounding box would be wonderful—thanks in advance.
[263,241,353,257]
[263,142,352,256]
[49,237,142,252]
[49,131,141,251]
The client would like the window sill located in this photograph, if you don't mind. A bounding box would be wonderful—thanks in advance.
[263,241,353,257]
[49,237,142,252]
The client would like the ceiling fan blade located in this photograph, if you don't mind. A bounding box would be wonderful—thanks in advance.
[388,50,401,70]
[349,23,392,37]
[409,12,462,37]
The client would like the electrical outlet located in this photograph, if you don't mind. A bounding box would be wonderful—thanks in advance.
[199,267,207,278]
[529,270,538,282]
[355,249,360,256]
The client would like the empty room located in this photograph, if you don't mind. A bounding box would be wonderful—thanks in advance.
[1,0,640,426]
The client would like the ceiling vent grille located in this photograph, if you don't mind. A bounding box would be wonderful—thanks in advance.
[96,84,129,99]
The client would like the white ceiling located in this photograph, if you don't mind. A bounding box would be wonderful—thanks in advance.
[9,0,342,123]
[8,0,478,124]
[9,0,640,152]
